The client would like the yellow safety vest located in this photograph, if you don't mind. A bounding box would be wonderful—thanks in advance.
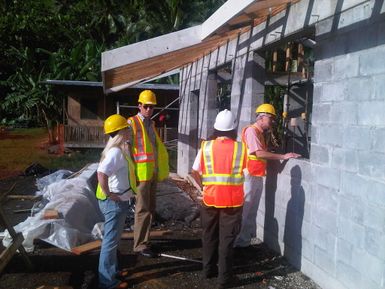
[95,153,137,200]
[128,115,169,182]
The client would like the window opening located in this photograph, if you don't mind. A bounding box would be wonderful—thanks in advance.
[215,63,232,111]
[264,39,314,158]
[80,98,98,119]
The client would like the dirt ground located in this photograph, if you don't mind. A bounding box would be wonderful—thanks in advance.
[0,175,321,289]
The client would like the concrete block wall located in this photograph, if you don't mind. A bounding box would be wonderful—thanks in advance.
[257,2,385,289]
[307,6,385,288]
[178,1,385,288]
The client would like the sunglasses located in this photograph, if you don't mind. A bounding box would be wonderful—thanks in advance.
[142,105,154,110]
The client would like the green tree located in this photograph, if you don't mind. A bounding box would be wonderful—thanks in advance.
[0,0,226,140]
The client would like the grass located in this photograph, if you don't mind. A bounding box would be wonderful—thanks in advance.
[0,128,101,178]
[0,127,177,179]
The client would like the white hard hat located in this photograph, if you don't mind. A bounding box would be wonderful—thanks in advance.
[214,109,237,131]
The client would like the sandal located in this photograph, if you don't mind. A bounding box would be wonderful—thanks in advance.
[116,268,130,280]
[114,281,129,289]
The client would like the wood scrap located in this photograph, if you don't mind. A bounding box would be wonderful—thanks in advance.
[13,208,32,214]
[42,209,59,220]
[36,285,73,289]
[7,194,41,200]
[0,182,16,203]
[71,240,101,255]
[121,229,172,239]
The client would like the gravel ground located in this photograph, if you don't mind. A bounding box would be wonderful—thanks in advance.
[0,175,322,289]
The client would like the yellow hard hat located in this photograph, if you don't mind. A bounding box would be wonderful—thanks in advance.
[256,103,276,116]
[104,114,129,134]
[138,90,157,105]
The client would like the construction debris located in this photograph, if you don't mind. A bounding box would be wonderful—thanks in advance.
[2,165,200,254]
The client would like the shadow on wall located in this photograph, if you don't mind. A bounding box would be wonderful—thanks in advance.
[263,162,305,271]
[284,165,305,270]
[263,160,287,255]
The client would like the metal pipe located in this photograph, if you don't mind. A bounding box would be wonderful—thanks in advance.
[159,253,202,264]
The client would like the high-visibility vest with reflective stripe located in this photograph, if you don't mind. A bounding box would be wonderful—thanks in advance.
[201,138,246,208]
[95,152,138,200]
[128,115,169,182]
[242,125,267,177]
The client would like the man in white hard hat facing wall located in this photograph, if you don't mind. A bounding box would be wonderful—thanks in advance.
[191,109,247,289]
[234,103,300,248]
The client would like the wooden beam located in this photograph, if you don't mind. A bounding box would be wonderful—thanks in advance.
[285,43,291,72]
[103,0,302,91]
[298,43,305,77]
[7,194,40,200]
[244,0,295,14]
[42,209,60,220]
[0,232,24,272]
[71,240,102,255]
[121,230,172,240]
[104,27,249,90]
[272,50,278,72]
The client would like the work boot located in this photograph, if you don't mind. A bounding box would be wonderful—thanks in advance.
[201,267,218,279]
[137,247,158,258]
[217,275,240,289]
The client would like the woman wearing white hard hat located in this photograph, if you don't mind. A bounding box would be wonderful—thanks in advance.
[191,109,247,289]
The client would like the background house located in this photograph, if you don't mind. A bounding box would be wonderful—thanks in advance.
[44,80,179,148]
[101,1,385,289]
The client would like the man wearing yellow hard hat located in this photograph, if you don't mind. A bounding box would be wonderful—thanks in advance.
[234,103,300,248]
[127,90,169,258]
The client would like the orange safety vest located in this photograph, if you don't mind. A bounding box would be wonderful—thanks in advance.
[128,115,169,182]
[201,138,246,208]
[241,125,267,177]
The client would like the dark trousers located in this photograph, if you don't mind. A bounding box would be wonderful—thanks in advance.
[200,204,242,284]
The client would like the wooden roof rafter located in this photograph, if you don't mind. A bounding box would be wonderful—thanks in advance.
[102,0,303,92]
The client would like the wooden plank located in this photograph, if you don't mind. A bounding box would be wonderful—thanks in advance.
[36,285,73,289]
[0,182,16,203]
[13,208,32,213]
[285,43,291,72]
[121,230,172,240]
[298,43,305,77]
[0,233,24,272]
[0,206,32,272]
[7,194,40,200]
[104,28,248,90]
[71,240,102,255]
[42,209,59,220]
[272,50,278,72]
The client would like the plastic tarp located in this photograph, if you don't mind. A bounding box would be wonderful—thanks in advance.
[2,164,104,252]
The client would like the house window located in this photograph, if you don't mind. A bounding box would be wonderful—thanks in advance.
[264,39,314,159]
[216,63,232,111]
[80,98,98,119]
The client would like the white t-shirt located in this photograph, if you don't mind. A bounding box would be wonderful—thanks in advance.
[192,149,202,173]
[97,147,131,195]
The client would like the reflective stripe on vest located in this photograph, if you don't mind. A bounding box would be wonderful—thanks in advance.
[201,139,246,208]
[128,115,169,182]
[202,140,245,185]
[131,115,155,163]
[95,153,138,200]
[242,125,267,177]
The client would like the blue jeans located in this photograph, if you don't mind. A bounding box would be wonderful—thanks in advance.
[98,199,129,289]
